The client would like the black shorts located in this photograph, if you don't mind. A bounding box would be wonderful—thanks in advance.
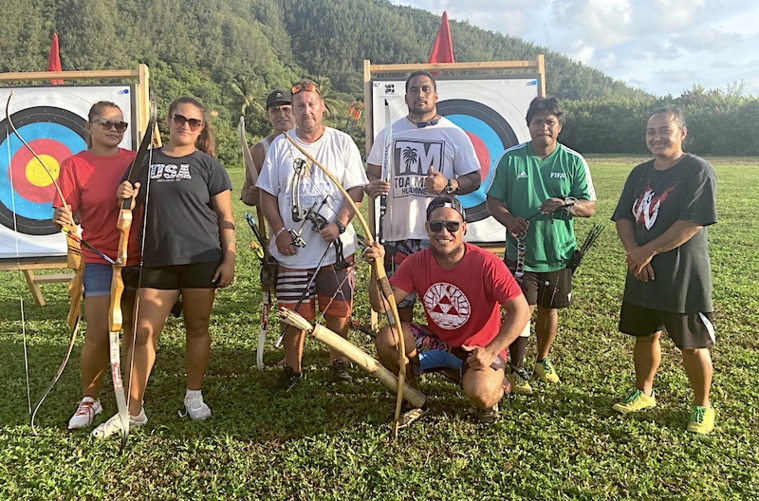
[505,260,572,308]
[619,301,716,350]
[140,261,220,290]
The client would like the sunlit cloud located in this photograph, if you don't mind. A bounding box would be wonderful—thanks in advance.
[388,0,759,96]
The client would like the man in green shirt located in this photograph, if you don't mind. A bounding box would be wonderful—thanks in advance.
[486,97,596,395]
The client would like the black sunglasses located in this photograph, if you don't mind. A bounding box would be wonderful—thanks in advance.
[172,114,203,131]
[428,220,462,233]
[91,119,128,133]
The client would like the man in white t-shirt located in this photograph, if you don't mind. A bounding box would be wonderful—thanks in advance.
[257,80,369,393]
[366,71,481,322]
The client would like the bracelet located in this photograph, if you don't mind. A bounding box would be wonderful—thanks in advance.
[275,227,287,239]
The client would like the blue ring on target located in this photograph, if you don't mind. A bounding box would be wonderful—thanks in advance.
[0,107,87,235]
[437,99,519,222]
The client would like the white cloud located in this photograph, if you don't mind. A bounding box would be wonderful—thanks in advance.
[388,0,759,96]
[670,28,742,52]
[553,0,635,48]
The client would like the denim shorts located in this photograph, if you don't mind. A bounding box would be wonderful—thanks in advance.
[83,263,140,298]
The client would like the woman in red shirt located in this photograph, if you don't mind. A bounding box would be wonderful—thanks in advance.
[53,101,139,429]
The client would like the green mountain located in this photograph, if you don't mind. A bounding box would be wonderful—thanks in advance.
[16,0,746,160]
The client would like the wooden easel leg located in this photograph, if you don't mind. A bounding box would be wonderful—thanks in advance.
[23,269,46,306]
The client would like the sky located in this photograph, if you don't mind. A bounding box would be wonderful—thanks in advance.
[389,0,759,97]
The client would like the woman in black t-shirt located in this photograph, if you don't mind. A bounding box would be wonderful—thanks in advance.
[94,97,234,438]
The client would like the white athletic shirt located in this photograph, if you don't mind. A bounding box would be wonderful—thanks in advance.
[257,128,368,269]
[367,116,480,240]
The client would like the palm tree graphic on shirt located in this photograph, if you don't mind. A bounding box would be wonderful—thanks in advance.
[401,146,419,175]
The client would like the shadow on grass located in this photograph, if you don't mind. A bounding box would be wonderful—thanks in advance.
[0,332,483,445]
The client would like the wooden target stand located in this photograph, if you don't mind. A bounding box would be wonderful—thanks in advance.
[0,65,158,306]
[362,57,545,327]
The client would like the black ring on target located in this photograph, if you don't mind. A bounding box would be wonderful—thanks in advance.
[0,107,87,235]
[437,99,520,222]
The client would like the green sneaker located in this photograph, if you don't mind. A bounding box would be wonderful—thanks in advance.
[534,358,560,383]
[508,371,534,396]
[612,389,656,414]
[687,405,715,434]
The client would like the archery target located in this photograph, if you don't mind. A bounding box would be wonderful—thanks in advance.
[371,77,539,244]
[0,86,134,259]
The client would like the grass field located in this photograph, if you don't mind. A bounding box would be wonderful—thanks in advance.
[1,156,758,500]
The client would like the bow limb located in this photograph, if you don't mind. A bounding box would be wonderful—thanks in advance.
[237,118,268,242]
[239,117,259,186]
[107,93,157,452]
[254,203,269,370]
[378,100,392,244]
[285,134,407,437]
[6,91,86,432]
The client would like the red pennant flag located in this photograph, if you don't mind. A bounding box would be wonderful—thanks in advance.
[47,33,63,85]
[428,11,454,64]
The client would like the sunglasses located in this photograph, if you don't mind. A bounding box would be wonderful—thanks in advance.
[172,114,203,131]
[428,220,462,233]
[291,82,321,95]
[416,116,440,128]
[91,119,128,133]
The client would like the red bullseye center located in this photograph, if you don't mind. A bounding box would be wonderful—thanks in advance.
[466,132,491,180]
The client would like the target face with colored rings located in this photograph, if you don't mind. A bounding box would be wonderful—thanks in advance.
[0,107,87,235]
[437,99,519,222]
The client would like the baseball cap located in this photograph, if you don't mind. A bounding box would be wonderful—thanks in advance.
[266,89,291,109]
[426,195,466,220]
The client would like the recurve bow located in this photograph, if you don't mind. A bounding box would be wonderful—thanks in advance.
[285,133,408,437]
[239,117,272,370]
[107,93,157,452]
[5,91,85,433]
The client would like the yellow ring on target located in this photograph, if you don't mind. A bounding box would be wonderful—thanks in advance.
[26,154,60,187]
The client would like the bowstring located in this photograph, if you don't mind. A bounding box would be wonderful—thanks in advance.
[286,142,356,326]
[126,128,155,416]
[3,116,32,415]
[283,143,396,337]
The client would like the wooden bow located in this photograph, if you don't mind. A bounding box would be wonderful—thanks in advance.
[5,91,85,433]
[285,133,408,437]
[107,93,157,452]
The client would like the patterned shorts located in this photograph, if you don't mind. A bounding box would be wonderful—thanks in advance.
[407,323,506,378]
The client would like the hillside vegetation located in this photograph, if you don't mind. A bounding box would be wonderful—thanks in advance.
[1,0,757,159]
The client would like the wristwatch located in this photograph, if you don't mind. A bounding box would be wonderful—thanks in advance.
[335,220,346,234]
[444,179,458,194]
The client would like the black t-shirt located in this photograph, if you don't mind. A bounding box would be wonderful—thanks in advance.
[136,148,232,267]
[612,153,717,313]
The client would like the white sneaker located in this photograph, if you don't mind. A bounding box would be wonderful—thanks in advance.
[181,393,212,421]
[91,409,147,439]
[68,397,102,430]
